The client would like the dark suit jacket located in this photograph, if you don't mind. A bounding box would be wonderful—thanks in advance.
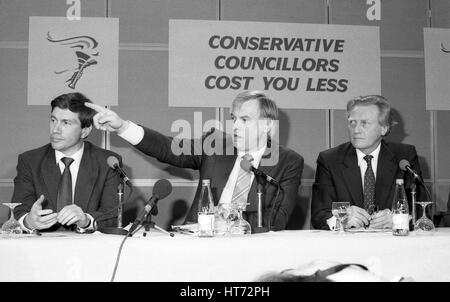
[311,140,424,230]
[12,141,122,230]
[134,126,304,231]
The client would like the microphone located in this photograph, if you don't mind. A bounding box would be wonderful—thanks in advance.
[240,158,279,186]
[107,156,132,187]
[399,159,422,182]
[128,179,172,235]
[399,159,432,201]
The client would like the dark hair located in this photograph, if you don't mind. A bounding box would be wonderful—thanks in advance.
[346,95,394,136]
[50,92,95,128]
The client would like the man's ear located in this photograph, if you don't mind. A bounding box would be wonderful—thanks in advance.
[81,125,92,139]
[381,125,389,136]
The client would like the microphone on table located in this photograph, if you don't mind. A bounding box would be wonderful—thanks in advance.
[399,159,422,182]
[128,179,172,235]
[240,158,279,233]
[95,157,135,235]
[240,158,279,186]
[107,156,132,187]
[399,159,432,201]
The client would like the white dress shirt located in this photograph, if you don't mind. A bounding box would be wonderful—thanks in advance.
[20,143,94,232]
[326,142,382,230]
[218,147,266,205]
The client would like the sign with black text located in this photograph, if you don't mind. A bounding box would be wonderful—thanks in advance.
[169,20,380,109]
[424,28,450,110]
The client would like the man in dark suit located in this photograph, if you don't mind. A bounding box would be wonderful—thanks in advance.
[311,95,424,230]
[12,93,122,233]
[86,91,304,231]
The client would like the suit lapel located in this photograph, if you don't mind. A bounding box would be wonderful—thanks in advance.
[40,146,61,210]
[246,157,276,212]
[342,146,364,207]
[74,142,97,210]
[375,141,397,209]
[211,151,237,203]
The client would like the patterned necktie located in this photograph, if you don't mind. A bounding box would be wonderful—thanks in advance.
[57,157,74,212]
[363,155,376,213]
[231,154,254,205]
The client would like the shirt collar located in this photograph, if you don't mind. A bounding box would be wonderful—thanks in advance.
[55,143,85,165]
[238,146,266,165]
[356,142,381,166]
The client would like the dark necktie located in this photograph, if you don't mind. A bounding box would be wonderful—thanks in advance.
[363,155,376,214]
[57,157,74,212]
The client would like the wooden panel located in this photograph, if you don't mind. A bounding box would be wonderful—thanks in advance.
[0,187,14,223]
[431,0,450,28]
[330,0,428,51]
[286,184,312,230]
[109,50,215,179]
[380,57,431,178]
[0,0,106,41]
[437,183,450,213]
[222,0,327,23]
[280,109,327,180]
[110,0,217,44]
[436,111,450,179]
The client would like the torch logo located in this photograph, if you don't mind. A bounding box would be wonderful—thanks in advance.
[441,43,450,54]
[47,32,99,89]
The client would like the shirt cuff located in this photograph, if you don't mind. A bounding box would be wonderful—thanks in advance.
[76,213,95,232]
[326,216,337,231]
[117,120,144,145]
[19,213,35,233]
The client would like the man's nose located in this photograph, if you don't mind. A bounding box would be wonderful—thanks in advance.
[233,119,242,131]
[51,123,62,133]
[353,122,363,133]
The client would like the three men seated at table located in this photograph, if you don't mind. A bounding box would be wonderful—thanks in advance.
[9,92,431,233]
[12,93,122,233]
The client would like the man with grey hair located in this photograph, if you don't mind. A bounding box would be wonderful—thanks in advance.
[85,91,304,231]
[311,95,424,230]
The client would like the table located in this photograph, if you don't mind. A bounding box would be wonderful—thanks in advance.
[1,228,449,282]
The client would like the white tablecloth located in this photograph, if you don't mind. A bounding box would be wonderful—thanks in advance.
[1,228,449,282]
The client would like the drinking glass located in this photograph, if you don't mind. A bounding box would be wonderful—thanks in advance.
[229,203,251,236]
[1,203,23,236]
[214,203,237,236]
[414,201,435,233]
[332,202,350,234]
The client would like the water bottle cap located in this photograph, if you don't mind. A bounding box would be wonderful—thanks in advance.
[202,179,211,185]
[396,179,404,184]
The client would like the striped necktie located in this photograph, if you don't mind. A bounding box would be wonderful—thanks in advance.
[231,154,254,205]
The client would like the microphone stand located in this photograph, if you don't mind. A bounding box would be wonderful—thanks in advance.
[96,181,129,236]
[133,203,174,237]
[117,182,124,228]
[410,183,417,230]
[252,175,269,234]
